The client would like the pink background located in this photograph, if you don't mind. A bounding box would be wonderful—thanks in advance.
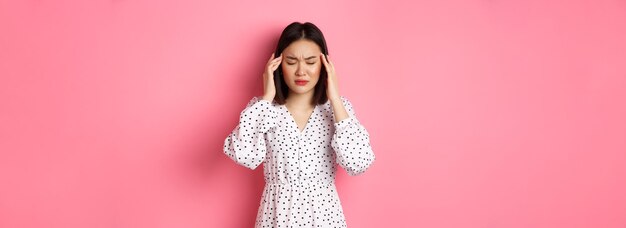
[1,0,625,227]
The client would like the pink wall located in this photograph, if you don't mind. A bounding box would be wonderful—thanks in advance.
[1,0,625,227]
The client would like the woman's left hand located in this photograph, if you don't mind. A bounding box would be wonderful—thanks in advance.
[321,53,340,101]
[322,53,349,121]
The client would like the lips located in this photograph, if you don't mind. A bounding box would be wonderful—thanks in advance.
[295,80,309,86]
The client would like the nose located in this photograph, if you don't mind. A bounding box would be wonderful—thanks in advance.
[295,64,305,76]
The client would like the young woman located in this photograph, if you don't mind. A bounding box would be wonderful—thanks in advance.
[223,22,375,227]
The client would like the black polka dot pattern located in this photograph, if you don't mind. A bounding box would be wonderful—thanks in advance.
[223,95,375,227]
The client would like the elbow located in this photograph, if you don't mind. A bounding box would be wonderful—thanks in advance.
[341,149,376,176]
[347,155,375,176]
[238,156,264,170]
[232,146,265,170]
[223,135,265,170]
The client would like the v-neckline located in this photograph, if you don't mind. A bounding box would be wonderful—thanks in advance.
[282,104,317,135]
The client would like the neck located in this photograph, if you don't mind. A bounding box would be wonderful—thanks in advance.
[285,91,315,109]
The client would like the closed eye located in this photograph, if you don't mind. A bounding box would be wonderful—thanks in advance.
[286,61,315,65]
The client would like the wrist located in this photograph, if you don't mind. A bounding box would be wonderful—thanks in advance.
[329,96,341,103]
[261,95,273,102]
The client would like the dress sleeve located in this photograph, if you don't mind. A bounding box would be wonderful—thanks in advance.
[223,96,278,170]
[331,96,376,176]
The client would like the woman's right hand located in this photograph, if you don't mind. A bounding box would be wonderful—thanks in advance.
[262,53,282,101]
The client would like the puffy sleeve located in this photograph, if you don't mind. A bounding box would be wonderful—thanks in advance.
[331,96,376,176]
[223,96,278,170]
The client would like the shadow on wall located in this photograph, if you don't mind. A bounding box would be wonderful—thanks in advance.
[176,24,282,227]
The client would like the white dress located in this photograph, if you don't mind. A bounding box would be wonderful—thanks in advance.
[223,95,375,228]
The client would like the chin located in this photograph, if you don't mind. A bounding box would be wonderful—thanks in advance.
[289,86,314,94]
[291,90,310,94]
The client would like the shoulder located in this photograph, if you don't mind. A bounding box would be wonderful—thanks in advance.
[338,95,353,108]
[322,96,353,107]
[340,95,350,104]
[321,95,349,106]
[248,96,278,106]
[321,96,355,113]
[338,96,358,117]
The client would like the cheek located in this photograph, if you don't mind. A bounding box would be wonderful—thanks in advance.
[308,64,321,75]
[281,65,294,77]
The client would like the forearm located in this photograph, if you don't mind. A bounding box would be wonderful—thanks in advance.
[261,95,273,102]
[330,97,349,123]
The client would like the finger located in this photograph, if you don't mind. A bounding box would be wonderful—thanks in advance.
[272,54,283,68]
[267,54,276,67]
[272,58,281,66]
[270,61,281,71]
[320,53,329,68]
[323,54,335,73]
[272,54,282,63]
[326,55,334,67]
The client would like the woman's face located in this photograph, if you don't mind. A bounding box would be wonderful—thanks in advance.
[281,39,322,96]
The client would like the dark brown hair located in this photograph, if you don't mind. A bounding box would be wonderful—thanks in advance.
[271,22,329,105]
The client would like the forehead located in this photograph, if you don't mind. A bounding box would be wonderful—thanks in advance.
[283,39,321,55]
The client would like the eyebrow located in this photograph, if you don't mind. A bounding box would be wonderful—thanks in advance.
[285,56,318,61]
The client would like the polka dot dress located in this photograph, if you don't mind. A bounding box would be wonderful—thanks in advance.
[223,95,375,228]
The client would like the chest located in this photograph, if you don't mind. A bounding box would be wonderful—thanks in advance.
[286,108,315,133]
[265,106,334,152]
